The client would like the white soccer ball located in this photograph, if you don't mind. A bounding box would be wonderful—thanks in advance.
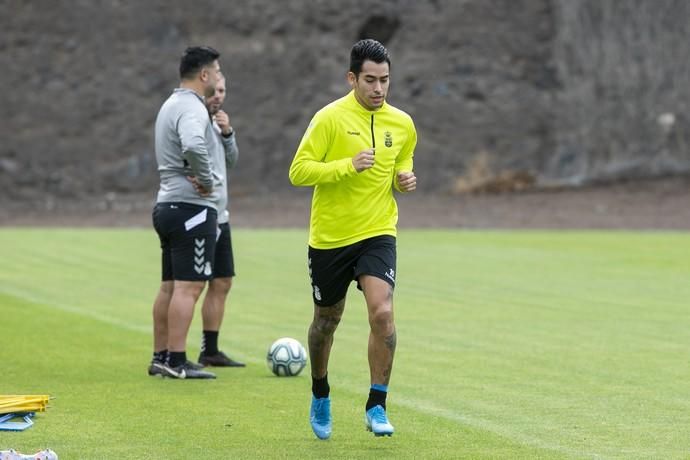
[266,337,307,377]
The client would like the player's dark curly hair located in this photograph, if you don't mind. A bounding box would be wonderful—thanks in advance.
[349,39,390,76]
[179,46,220,80]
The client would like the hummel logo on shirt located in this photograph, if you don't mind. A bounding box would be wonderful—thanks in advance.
[347,130,360,135]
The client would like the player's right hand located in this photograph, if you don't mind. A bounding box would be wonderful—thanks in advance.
[214,110,232,136]
[352,148,375,173]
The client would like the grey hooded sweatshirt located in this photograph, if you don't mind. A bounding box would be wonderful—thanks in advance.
[154,88,221,208]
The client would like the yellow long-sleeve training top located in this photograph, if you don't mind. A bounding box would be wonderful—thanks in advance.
[289,91,417,249]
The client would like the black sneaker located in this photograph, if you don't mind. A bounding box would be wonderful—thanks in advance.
[154,361,217,379]
[198,350,246,367]
[184,360,205,370]
[150,359,200,376]
[148,359,164,377]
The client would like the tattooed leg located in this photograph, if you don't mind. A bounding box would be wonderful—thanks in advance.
[361,275,396,385]
[308,297,345,378]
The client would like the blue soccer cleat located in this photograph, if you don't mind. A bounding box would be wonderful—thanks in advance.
[365,405,394,437]
[0,449,58,460]
[310,396,332,440]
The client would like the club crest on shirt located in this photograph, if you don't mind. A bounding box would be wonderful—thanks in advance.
[384,131,393,147]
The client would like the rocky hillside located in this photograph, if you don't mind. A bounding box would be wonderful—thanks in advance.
[1,0,688,209]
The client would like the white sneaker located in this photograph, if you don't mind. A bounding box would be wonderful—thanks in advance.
[0,449,58,460]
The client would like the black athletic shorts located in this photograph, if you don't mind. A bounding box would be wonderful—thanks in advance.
[213,222,236,278]
[308,235,396,307]
[152,202,218,282]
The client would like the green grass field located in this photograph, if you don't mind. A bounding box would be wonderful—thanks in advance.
[1,228,689,459]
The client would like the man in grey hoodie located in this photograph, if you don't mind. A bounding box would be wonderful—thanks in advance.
[149,46,223,379]
[196,75,245,368]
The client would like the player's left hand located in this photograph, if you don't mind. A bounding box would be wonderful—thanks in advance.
[214,110,233,136]
[396,171,416,192]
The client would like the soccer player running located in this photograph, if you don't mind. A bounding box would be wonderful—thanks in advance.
[289,39,417,438]
[196,75,245,368]
[149,46,223,379]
